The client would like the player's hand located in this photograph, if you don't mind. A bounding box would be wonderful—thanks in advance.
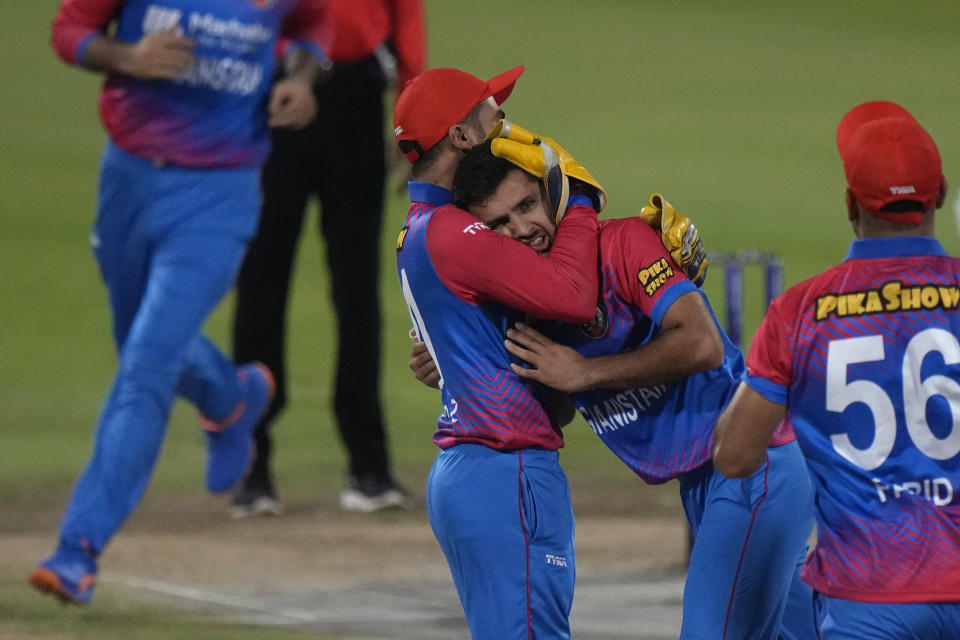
[505,322,591,392]
[409,340,440,389]
[488,120,607,213]
[124,27,195,80]
[638,194,708,287]
[268,78,317,129]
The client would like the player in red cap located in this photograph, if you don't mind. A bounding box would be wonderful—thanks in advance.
[393,65,525,163]
[394,66,603,639]
[713,101,960,637]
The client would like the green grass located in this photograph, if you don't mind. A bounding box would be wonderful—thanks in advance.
[4,0,960,635]
[0,575,328,640]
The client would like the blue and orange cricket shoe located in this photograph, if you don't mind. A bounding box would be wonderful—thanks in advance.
[202,362,275,493]
[29,546,98,605]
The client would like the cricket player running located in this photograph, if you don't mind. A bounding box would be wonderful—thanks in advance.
[713,101,960,638]
[421,129,816,639]
[34,0,327,605]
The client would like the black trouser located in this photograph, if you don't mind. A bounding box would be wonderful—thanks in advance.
[233,56,390,484]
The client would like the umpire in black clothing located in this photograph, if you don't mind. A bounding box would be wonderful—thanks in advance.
[231,0,426,517]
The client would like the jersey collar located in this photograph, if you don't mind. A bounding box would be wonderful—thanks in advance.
[408,181,452,206]
[845,236,948,261]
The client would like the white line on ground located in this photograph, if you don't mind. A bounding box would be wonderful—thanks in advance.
[102,572,685,639]
[103,574,320,623]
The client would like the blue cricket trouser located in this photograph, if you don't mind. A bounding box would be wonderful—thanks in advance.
[780,554,817,640]
[814,593,960,639]
[678,440,816,640]
[427,444,576,640]
[59,143,260,554]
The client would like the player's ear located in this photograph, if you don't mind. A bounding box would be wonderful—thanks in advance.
[448,123,474,151]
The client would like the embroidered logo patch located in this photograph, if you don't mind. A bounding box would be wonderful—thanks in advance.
[580,305,608,338]
[545,553,568,567]
[637,258,674,296]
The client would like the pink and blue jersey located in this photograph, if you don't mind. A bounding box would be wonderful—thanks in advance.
[543,218,793,483]
[396,184,598,451]
[746,236,960,603]
[52,0,328,168]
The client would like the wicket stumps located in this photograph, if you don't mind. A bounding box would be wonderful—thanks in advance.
[684,249,783,564]
[709,250,784,348]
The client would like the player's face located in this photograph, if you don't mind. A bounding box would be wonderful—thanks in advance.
[474,97,506,140]
[468,169,557,255]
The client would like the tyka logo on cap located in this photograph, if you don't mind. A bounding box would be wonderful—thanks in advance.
[890,186,916,195]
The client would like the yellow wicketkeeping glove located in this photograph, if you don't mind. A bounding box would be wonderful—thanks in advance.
[486,120,606,212]
[489,136,570,223]
[638,194,708,287]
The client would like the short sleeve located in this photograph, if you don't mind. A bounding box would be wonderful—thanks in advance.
[744,296,792,404]
[607,218,697,325]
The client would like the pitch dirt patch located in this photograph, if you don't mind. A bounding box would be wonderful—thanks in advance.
[3,485,688,638]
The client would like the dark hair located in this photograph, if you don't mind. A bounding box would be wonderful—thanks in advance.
[452,140,519,209]
[411,101,490,179]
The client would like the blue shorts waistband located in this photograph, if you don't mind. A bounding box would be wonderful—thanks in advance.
[104,141,258,176]
[441,443,560,463]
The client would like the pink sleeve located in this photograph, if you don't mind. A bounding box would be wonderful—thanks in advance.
[426,204,599,323]
[51,0,125,65]
[609,219,692,317]
[746,297,793,386]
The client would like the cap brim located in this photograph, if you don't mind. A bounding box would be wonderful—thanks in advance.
[486,65,525,106]
[837,101,915,157]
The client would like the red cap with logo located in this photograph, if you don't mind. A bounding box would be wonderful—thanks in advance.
[393,65,525,163]
[836,101,943,224]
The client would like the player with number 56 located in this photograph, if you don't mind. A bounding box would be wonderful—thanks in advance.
[713,101,960,638]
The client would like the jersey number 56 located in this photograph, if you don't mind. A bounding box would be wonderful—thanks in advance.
[827,328,960,470]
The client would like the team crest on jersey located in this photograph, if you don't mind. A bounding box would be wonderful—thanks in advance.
[580,305,608,338]
[637,258,674,297]
[396,226,409,251]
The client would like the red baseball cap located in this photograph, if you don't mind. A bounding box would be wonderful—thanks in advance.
[393,65,525,163]
[836,101,943,224]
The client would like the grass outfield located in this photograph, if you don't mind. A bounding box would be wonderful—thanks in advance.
[3,0,960,637]
[0,571,323,640]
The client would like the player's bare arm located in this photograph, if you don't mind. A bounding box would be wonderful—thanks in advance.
[506,290,723,392]
[81,26,195,80]
[711,383,785,478]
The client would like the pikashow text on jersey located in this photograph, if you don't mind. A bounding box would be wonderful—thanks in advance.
[815,281,960,321]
